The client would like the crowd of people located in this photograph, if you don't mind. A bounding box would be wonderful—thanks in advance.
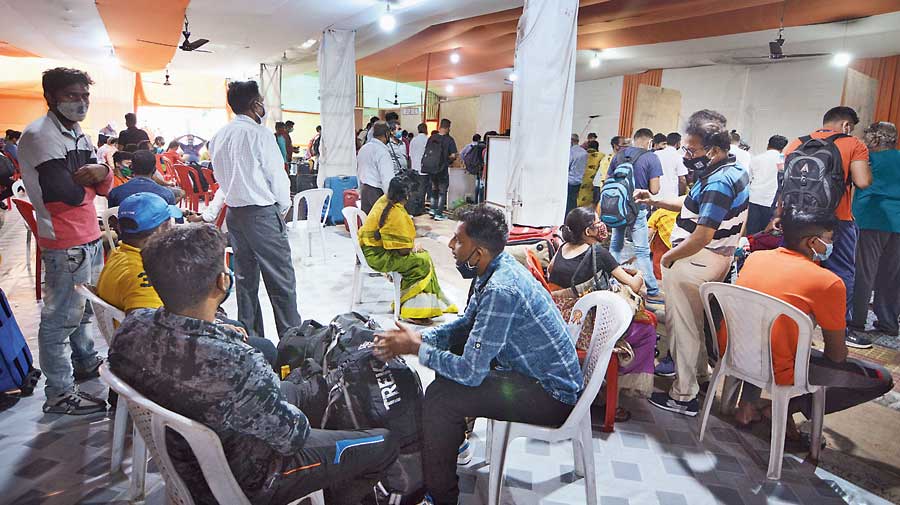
[2,64,898,505]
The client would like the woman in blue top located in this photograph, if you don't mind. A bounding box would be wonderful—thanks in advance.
[850,121,900,340]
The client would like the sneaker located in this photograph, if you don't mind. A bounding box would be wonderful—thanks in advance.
[654,355,676,377]
[433,214,446,221]
[845,329,874,349]
[73,358,103,382]
[645,294,665,306]
[457,439,472,465]
[43,390,107,415]
[648,392,699,417]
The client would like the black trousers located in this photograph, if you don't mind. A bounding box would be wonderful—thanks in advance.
[565,183,580,218]
[422,372,573,505]
[266,380,398,505]
[360,184,384,215]
[746,202,774,236]
[850,228,900,335]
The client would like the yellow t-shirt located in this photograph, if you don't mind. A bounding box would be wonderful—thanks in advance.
[647,208,678,249]
[96,243,163,312]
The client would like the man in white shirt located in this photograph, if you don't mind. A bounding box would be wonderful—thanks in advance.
[729,130,752,170]
[357,122,396,213]
[406,123,431,215]
[654,132,688,199]
[209,80,301,340]
[746,134,788,235]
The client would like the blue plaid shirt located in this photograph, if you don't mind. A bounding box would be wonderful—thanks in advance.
[418,252,583,405]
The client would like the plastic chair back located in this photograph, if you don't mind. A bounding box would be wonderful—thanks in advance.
[561,292,633,432]
[11,197,37,235]
[11,179,26,199]
[291,188,332,229]
[700,282,816,391]
[342,206,371,267]
[99,206,119,251]
[74,284,124,346]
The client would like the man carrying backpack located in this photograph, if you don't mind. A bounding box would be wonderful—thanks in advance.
[603,127,664,303]
[461,133,486,203]
[420,119,458,220]
[776,106,872,348]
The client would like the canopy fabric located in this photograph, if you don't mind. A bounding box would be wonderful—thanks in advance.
[0,41,37,58]
[94,0,188,73]
[134,71,228,111]
[508,0,578,226]
[259,64,284,129]
[618,69,662,137]
[317,29,358,185]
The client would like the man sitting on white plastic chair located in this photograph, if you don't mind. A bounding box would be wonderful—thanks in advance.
[109,223,398,505]
[729,208,892,449]
[373,204,584,505]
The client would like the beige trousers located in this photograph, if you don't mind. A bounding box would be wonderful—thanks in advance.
[661,248,733,401]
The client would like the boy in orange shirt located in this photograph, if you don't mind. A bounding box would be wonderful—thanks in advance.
[733,209,892,445]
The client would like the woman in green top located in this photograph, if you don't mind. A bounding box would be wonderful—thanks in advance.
[850,121,900,339]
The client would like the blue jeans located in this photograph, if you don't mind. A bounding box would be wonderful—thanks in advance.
[39,239,104,398]
[821,219,857,322]
[609,208,660,296]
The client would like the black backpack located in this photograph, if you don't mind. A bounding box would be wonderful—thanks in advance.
[599,150,646,228]
[463,142,486,175]
[278,313,426,504]
[781,133,849,215]
[420,134,445,174]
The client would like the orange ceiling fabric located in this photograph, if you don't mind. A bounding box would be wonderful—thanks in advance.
[618,69,662,137]
[357,0,900,84]
[95,0,189,73]
[850,55,900,130]
[500,91,512,133]
[0,41,38,58]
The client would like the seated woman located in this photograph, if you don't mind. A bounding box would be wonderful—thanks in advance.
[358,177,457,324]
[548,206,657,408]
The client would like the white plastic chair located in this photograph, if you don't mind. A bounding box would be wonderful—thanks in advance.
[100,365,325,505]
[487,292,633,505]
[342,206,402,320]
[289,188,333,260]
[698,282,825,480]
[11,179,26,199]
[74,284,146,493]
[99,206,119,251]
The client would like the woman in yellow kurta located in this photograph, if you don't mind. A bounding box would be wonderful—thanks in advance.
[359,177,458,323]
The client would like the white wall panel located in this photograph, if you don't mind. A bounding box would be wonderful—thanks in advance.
[571,76,623,151]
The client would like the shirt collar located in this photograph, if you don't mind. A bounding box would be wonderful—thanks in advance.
[153,307,222,337]
[46,111,83,139]
[475,251,508,290]
[234,114,260,126]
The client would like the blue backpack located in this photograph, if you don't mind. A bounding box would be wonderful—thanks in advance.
[599,150,646,228]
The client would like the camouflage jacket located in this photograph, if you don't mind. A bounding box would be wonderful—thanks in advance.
[109,308,310,504]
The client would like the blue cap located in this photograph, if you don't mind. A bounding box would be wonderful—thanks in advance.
[118,192,183,234]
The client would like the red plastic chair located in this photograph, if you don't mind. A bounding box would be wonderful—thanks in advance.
[200,168,218,194]
[214,205,227,229]
[12,198,41,300]
[172,164,200,212]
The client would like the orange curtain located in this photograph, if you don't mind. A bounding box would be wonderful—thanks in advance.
[499,91,512,133]
[850,55,900,128]
[618,69,662,137]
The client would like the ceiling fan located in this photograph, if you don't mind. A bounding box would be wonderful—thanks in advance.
[731,3,830,63]
[146,69,172,86]
[382,66,417,106]
[138,16,212,53]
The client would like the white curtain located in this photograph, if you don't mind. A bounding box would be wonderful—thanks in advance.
[317,29,357,186]
[259,63,283,129]
[507,0,579,225]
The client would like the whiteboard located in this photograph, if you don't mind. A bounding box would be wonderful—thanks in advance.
[484,136,511,208]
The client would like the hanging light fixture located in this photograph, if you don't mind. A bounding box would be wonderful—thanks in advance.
[589,50,602,68]
[449,51,460,64]
[446,84,455,93]
[508,72,518,82]
[379,2,396,32]
[832,21,852,67]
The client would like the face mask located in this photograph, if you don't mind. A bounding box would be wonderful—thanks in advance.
[395,131,403,139]
[57,100,88,122]
[119,166,132,177]
[812,238,833,262]
[220,269,235,303]
[683,155,710,172]
[455,249,481,279]
[252,101,266,124]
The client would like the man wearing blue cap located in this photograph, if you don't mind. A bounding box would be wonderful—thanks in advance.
[97,192,278,365]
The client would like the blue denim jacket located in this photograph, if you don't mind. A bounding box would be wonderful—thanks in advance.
[419,252,584,405]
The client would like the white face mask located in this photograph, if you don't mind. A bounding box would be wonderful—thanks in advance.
[57,100,88,122]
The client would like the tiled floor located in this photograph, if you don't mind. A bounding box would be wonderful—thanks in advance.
[0,208,897,504]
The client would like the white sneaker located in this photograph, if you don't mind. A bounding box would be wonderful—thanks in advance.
[457,439,472,465]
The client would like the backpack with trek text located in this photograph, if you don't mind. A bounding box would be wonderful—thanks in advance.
[599,150,645,228]
[463,142,486,176]
[780,133,848,215]
[420,134,445,175]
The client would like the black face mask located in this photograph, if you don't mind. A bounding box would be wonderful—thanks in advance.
[683,155,710,173]
[455,249,480,279]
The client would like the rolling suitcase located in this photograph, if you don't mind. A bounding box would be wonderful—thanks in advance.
[0,289,41,395]
[343,189,360,232]
[323,176,358,224]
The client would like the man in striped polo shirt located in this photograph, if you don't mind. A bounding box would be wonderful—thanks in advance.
[636,109,749,416]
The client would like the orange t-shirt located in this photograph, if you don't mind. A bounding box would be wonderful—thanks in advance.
[784,130,869,221]
[727,248,846,385]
